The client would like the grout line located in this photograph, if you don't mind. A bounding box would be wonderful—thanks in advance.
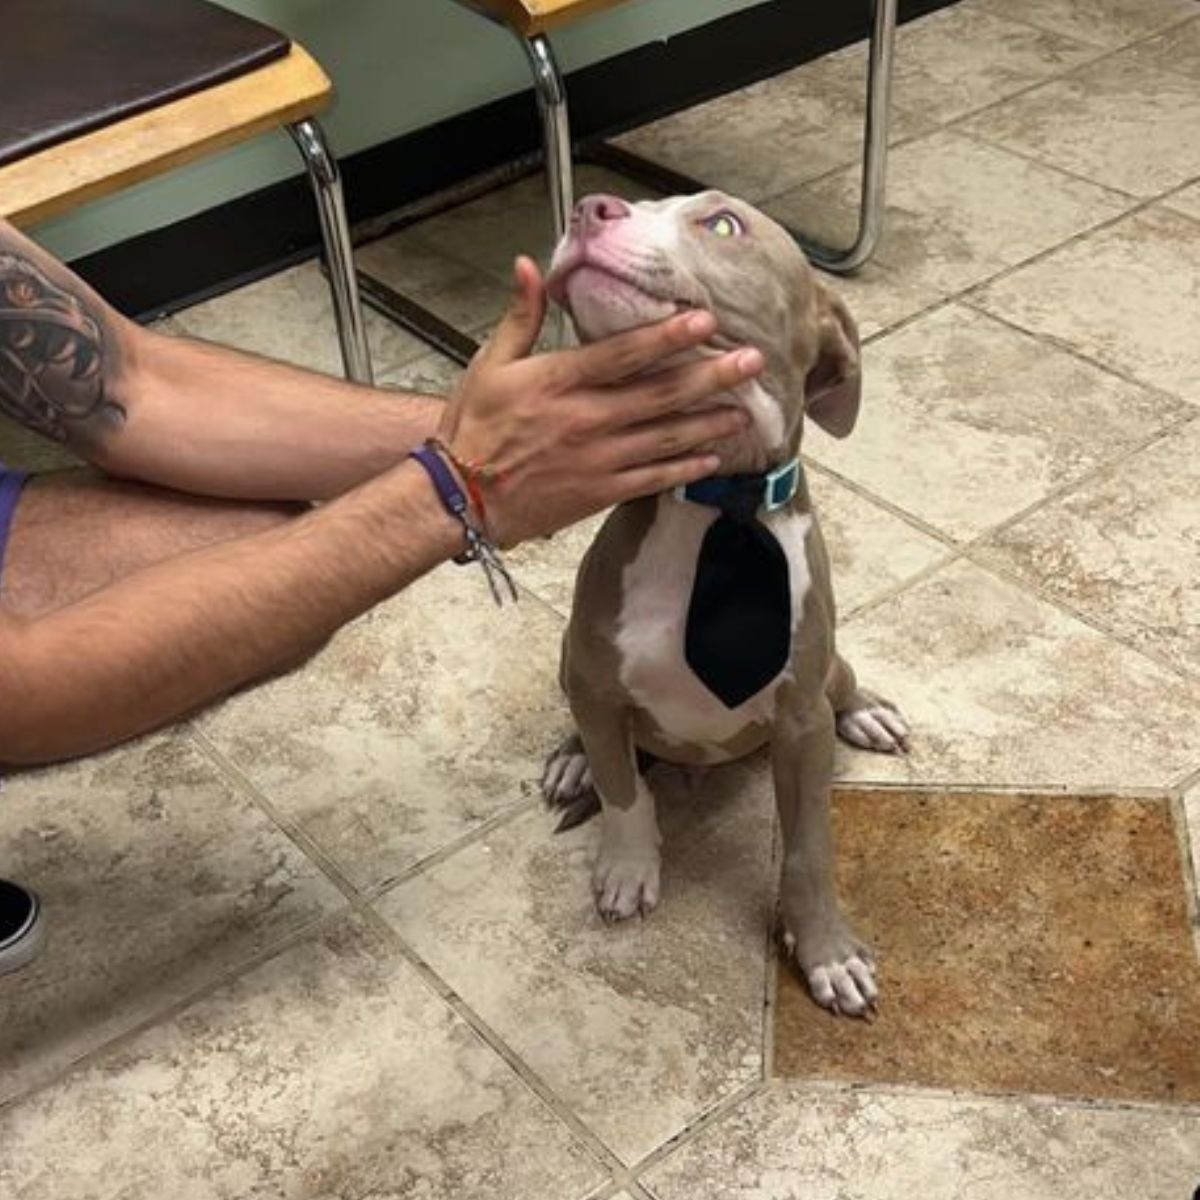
[361,794,542,902]
[760,819,783,1077]
[938,9,1200,125]
[356,903,631,1181]
[1167,793,1200,931]
[187,725,366,909]
[961,545,1200,689]
[852,183,1162,351]
[628,1079,768,1181]
[971,7,1195,52]
[950,127,1143,201]
[838,407,1200,689]
[748,1074,1200,1117]
[0,902,353,1116]
[953,408,1198,545]
[955,302,1200,410]
[803,457,956,550]
[832,780,1177,800]
[1171,764,1200,798]
[622,1181,657,1200]
[187,681,565,913]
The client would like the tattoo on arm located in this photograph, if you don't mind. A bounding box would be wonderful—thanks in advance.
[0,250,125,443]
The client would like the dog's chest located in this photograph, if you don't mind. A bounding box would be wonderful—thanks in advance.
[613,496,813,755]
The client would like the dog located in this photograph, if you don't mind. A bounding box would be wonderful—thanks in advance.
[541,191,909,1018]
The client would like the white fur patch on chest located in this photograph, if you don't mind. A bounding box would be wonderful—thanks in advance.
[613,494,813,754]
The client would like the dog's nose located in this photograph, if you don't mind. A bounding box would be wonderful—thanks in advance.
[574,194,631,231]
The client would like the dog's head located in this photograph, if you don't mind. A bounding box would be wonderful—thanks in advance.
[547,191,861,466]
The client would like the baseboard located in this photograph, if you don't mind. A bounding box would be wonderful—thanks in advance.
[72,0,961,321]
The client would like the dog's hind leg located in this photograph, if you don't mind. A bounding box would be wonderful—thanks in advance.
[542,733,658,831]
[825,653,909,754]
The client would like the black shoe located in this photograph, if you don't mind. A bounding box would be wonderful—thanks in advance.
[0,878,45,976]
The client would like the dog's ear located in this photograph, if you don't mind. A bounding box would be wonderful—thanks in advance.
[804,285,861,439]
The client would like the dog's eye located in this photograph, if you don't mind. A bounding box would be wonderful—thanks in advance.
[702,211,745,238]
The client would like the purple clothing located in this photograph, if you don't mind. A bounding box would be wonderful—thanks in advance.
[0,461,29,583]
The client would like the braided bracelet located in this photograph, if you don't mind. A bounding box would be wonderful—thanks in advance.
[409,442,517,606]
[428,437,503,531]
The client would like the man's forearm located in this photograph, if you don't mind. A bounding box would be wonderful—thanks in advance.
[0,461,462,764]
[111,329,447,501]
[1,217,444,500]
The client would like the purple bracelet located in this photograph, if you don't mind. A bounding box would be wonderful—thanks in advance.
[409,442,517,606]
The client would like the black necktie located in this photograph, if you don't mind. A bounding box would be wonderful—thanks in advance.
[684,478,793,708]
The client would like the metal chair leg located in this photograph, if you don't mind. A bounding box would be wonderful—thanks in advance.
[818,0,898,272]
[289,118,374,384]
[350,22,578,364]
[583,0,898,274]
[520,33,574,346]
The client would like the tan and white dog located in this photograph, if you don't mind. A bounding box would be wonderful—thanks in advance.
[542,191,908,1018]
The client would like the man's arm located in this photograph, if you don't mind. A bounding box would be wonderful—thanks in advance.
[0,459,464,764]
[1,216,443,500]
[0,245,761,764]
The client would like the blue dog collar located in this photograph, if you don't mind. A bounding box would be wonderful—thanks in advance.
[677,457,802,514]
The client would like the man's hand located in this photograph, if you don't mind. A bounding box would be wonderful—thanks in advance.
[437,256,762,546]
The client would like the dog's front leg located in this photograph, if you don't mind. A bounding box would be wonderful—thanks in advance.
[571,697,661,921]
[773,692,877,1018]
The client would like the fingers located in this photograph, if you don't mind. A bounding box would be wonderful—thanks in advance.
[609,452,723,504]
[598,346,765,430]
[563,309,719,387]
[482,257,547,365]
[603,406,748,471]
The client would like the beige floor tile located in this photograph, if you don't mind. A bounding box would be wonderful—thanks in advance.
[973,0,1198,49]
[0,733,343,1105]
[377,348,464,398]
[642,1086,1200,1200]
[832,559,1200,790]
[1165,179,1200,221]
[0,420,81,473]
[506,509,607,619]
[814,260,946,342]
[806,470,948,613]
[415,166,662,284]
[1127,14,1200,78]
[769,132,1129,307]
[615,48,928,204]
[170,260,428,378]
[0,915,603,1200]
[884,2,1100,123]
[356,227,511,335]
[377,760,776,1165]
[972,206,1200,402]
[197,569,565,892]
[960,50,1200,198]
[980,421,1200,676]
[807,304,1190,542]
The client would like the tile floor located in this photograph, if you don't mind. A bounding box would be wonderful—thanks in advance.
[2,0,1200,1195]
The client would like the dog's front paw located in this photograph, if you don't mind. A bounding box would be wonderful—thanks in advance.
[781,915,878,1019]
[593,846,661,922]
[836,689,909,754]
